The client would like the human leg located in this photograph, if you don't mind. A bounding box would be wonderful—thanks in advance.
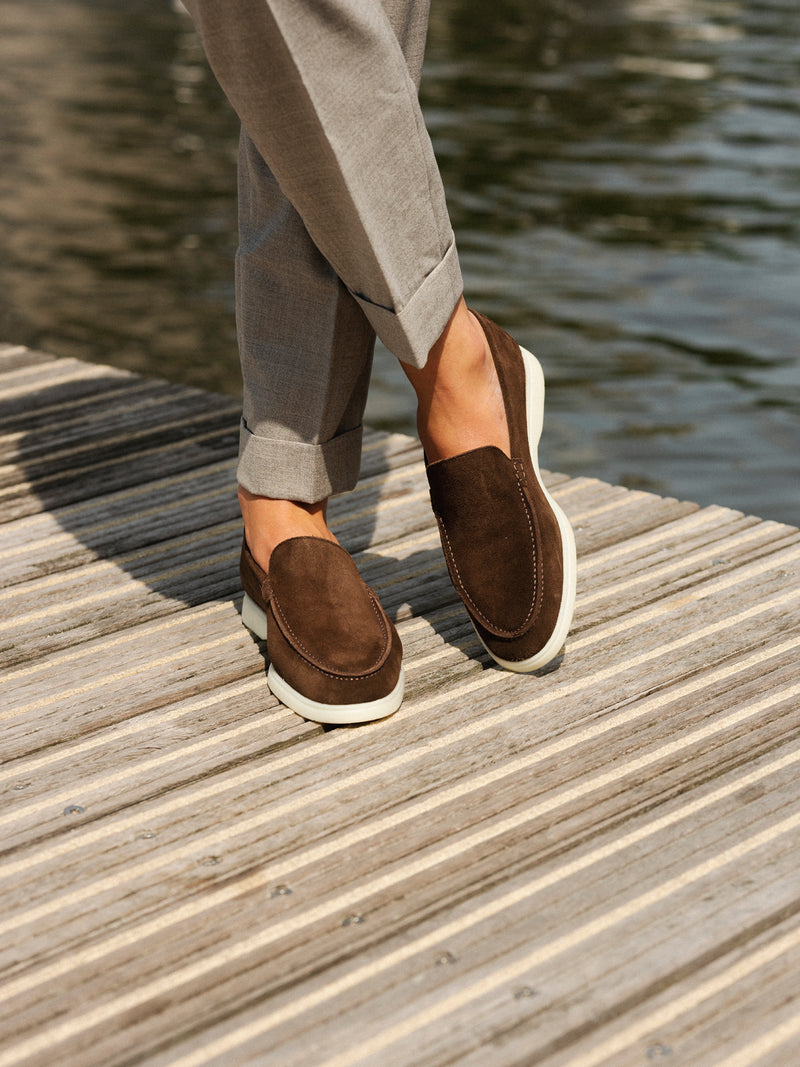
[233,134,370,566]
[423,312,577,672]
[185,0,455,721]
[186,0,463,560]
[185,0,462,376]
[186,0,575,715]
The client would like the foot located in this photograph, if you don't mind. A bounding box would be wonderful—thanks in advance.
[421,311,577,672]
[237,492,404,724]
[240,537,404,724]
[238,487,338,572]
[402,298,510,463]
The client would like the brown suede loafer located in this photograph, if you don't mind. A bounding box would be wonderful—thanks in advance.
[240,536,404,724]
[426,311,577,672]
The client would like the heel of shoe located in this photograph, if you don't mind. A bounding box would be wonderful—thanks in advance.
[241,593,268,640]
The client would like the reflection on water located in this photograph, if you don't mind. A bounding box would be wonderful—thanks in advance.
[0,0,239,390]
[1,0,798,524]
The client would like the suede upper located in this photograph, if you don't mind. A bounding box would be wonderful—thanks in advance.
[268,538,392,677]
[427,447,538,638]
[240,537,403,706]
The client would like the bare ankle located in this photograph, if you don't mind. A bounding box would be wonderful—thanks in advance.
[238,489,336,571]
[400,300,509,462]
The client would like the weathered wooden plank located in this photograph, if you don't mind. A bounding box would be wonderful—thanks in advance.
[3,623,797,1032]
[2,710,798,1066]
[0,461,240,584]
[0,429,241,521]
[0,435,426,587]
[0,357,133,408]
[0,345,54,374]
[0,601,267,763]
[577,515,799,626]
[3,651,797,982]
[0,377,164,438]
[4,576,797,823]
[0,677,314,855]
[189,850,799,1067]
[0,522,243,667]
[0,387,240,466]
[4,495,799,781]
[1,348,799,1067]
[0,412,240,494]
[535,913,800,1066]
[4,500,797,767]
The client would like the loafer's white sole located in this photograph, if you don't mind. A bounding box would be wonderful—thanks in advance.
[241,592,268,640]
[267,663,404,725]
[241,593,404,724]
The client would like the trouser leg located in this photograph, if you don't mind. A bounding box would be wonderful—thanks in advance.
[185,0,463,501]
[234,139,376,501]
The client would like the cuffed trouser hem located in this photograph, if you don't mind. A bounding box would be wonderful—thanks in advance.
[355,238,463,370]
[236,419,363,502]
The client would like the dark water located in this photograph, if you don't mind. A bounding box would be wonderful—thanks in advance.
[2,0,798,525]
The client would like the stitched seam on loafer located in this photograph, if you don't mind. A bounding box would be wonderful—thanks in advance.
[270,590,391,679]
[436,461,538,638]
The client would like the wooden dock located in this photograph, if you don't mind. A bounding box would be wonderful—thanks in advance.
[2,341,799,1066]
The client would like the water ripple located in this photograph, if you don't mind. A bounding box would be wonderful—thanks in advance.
[0,0,797,523]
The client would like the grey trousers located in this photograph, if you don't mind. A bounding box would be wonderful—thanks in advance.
[185,0,464,502]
